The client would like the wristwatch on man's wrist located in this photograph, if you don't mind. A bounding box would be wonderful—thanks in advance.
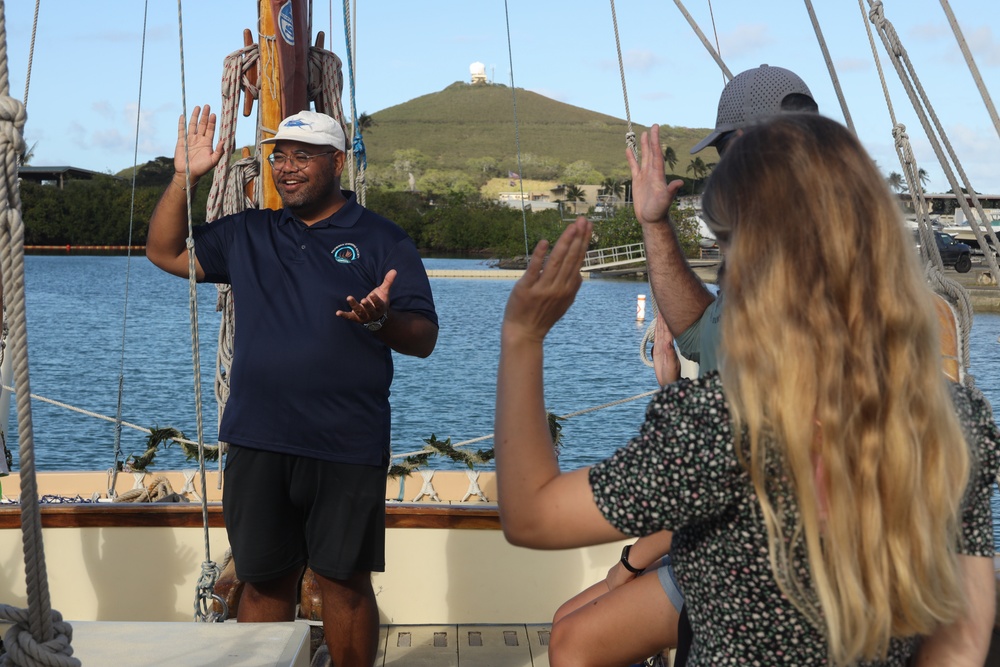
[364,312,388,332]
[620,544,643,575]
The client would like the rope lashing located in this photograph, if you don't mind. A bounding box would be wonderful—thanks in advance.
[861,0,979,385]
[867,0,1000,282]
[0,606,79,667]
[308,45,355,198]
[194,561,227,623]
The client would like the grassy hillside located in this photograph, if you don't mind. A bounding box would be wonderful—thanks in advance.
[361,81,716,181]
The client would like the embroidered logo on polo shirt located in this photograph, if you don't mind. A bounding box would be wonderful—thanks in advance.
[331,243,359,263]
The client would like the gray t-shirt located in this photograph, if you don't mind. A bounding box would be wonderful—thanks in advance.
[675,294,723,376]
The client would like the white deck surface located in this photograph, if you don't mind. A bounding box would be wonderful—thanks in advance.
[67,621,310,666]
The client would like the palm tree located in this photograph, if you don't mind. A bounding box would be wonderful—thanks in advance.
[19,141,37,166]
[686,157,709,189]
[356,112,376,132]
[917,167,930,189]
[663,146,678,173]
[887,172,905,193]
[600,177,623,202]
[564,184,586,214]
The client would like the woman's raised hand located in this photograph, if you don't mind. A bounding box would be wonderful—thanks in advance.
[502,216,593,343]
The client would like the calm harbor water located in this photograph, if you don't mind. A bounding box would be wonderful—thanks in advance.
[5,256,1000,483]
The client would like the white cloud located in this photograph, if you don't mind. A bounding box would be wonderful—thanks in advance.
[966,27,1000,66]
[835,57,870,73]
[717,24,773,59]
[623,49,659,73]
[909,23,949,42]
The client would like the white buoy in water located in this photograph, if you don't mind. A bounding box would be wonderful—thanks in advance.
[636,294,646,321]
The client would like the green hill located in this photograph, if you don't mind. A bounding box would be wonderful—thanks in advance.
[361,81,716,180]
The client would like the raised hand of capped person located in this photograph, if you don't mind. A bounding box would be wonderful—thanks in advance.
[627,124,684,226]
[502,216,592,344]
[653,311,681,386]
[337,269,396,326]
[172,104,225,188]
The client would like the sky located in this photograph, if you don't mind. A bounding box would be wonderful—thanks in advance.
[5,0,1000,192]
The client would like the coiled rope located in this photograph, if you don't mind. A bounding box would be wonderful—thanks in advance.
[0,0,79,662]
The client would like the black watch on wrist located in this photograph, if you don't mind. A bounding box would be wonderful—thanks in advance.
[620,544,643,575]
[364,312,388,332]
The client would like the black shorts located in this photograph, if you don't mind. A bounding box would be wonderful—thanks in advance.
[223,445,386,582]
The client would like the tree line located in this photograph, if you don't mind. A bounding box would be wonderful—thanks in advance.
[19,157,703,259]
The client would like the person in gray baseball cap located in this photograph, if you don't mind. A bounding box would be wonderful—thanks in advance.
[629,64,818,379]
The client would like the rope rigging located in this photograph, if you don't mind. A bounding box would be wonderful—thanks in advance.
[0,0,79,661]
[173,0,224,623]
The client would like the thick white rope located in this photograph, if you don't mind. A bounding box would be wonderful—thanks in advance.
[860,0,977,385]
[0,1,79,663]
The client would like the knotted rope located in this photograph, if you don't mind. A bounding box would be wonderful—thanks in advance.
[863,0,996,385]
[0,607,77,667]
[0,1,77,663]
[866,0,1000,283]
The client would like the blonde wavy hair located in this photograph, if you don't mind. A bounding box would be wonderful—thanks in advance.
[701,114,970,665]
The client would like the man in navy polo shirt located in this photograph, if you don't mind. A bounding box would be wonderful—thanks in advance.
[147,105,438,666]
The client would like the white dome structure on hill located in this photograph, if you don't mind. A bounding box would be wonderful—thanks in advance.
[470,62,487,84]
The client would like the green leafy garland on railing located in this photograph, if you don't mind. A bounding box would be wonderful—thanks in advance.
[121,426,220,472]
[387,411,565,478]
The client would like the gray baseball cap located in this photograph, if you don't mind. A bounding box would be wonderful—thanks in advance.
[691,64,814,154]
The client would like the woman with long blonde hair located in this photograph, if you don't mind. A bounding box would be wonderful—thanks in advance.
[494,114,999,665]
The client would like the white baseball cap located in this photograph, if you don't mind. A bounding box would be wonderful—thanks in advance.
[262,110,346,152]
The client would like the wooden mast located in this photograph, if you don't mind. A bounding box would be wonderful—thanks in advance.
[257,0,311,210]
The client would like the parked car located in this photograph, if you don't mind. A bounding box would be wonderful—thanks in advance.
[915,230,972,273]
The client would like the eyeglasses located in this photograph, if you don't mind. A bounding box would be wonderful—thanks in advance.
[267,150,336,170]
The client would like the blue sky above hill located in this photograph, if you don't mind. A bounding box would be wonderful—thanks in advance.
[7,0,999,190]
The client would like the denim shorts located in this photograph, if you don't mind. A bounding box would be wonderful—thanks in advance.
[656,555,685,611]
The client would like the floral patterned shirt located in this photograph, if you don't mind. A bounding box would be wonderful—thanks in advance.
[589,372,1000,666]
